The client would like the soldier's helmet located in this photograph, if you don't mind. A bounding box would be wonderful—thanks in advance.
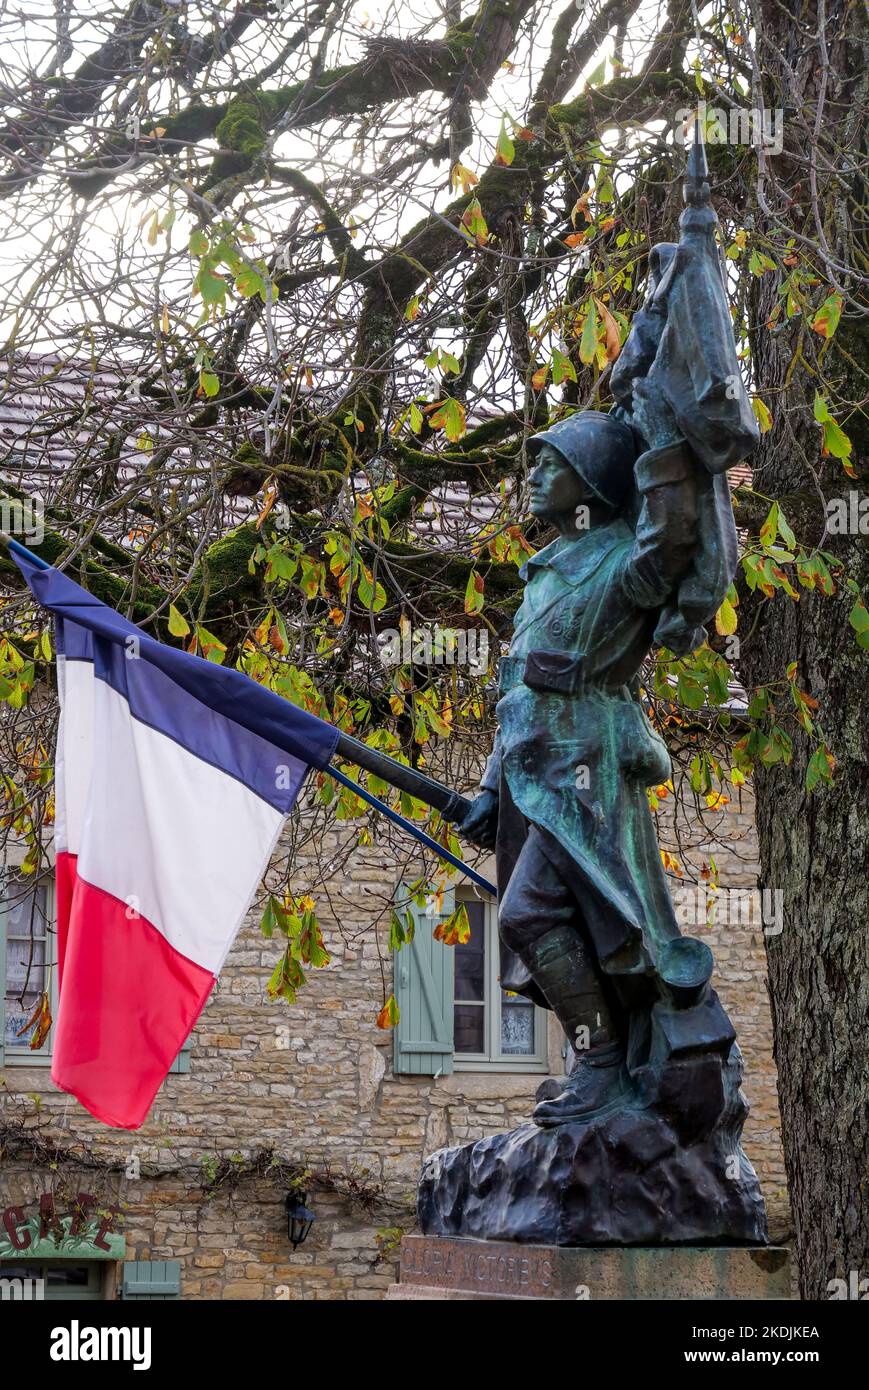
[527,410,638,510]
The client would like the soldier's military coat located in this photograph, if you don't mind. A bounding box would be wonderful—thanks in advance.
[482,443,699,1002]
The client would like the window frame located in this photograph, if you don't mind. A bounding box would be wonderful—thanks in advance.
[2,866,57,1067]
[1,860,192,1075]
[452,891,549,1074]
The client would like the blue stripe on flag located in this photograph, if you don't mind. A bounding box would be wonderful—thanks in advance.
[13,552,340,773]
[84,633,306,812]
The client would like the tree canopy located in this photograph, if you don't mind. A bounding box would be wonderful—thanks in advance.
[0,0,866,1297]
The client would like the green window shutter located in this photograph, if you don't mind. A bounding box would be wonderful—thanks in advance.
[393,885,455,1076]
[168,1037,192,1075]
[121,1260,181,1300]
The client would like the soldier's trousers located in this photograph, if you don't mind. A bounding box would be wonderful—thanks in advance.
[496,776,627,1046]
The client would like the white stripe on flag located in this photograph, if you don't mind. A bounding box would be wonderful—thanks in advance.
[74,677,286,975]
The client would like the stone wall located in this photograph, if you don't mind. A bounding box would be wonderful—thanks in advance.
[0,781,790,1298]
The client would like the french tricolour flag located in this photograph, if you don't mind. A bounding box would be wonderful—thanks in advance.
[11,550,338,1129]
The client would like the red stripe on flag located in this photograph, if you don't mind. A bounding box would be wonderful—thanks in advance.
[52,852,214,1128]
[55,849,77,986]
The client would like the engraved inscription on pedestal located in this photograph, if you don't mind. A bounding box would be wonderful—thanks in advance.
[400,1234,555,1298]
[390,1237,792,1301]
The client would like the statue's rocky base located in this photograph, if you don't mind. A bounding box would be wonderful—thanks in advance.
[418,1051,768,1247]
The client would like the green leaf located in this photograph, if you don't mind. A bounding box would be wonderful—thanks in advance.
[388,911,406,952]
[578,301,599,366]
[777,510,796,550]
[849,597,869,650]
[495,118,515,166]
[188,229,209,256]
[752,397,772,432]
[357,565,387,613]
[464,569,484,616]
[822,418,852,460]
[759,503,779,548]
[199,370,219,397]
[677,674,706,709]
[235,265,265,299]
[551,346,577,385]
[805,744,835,793]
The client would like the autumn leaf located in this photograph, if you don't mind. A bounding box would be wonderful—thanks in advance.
[256,480,278,529]
[195,624,227,664]
[16,991,51,1049]
[433,903,471,945]
[715,597,738,636]
[570,193,591,227]
[593,295,622,362]
[464,569,485,615]
[450,162,478,195]
[461,196,488,246]
[168,603,190,638]
[376,994,400,1029]
[531,363,548,391]
[430,396,466,442]
[811,291,842,340]
[752,397,773,432]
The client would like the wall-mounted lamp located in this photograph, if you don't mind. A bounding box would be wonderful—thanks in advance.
[285,1191,316,1250]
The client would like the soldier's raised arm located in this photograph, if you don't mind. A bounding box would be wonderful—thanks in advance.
[621,382,699,611]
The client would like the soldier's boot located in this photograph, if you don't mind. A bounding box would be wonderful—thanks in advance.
[519,924,631,1127]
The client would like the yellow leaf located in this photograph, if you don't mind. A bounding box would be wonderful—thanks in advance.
[168,603,190,638]
[715,597,738,636]
[450,163,479,196]
[256,480,278,529]
[593,295,622,362]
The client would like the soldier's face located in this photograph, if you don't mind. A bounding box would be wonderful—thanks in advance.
[528,444,594,522]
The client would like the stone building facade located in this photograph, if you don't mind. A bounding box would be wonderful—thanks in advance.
[0,779,789,1301]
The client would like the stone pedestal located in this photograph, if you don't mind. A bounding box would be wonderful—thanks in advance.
[387,1236,792,1300]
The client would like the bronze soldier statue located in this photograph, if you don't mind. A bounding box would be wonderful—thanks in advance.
[454,405,725,1127]
[423,133,767,1245]
[449,135,761,1136]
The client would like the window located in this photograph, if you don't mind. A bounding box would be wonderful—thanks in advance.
[1,867,192,1073]
[0,1261,106,1301]
[453,894,548,1072]
[2,871,55,1065]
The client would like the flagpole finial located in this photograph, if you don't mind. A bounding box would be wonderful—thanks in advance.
[684,115,711,209]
